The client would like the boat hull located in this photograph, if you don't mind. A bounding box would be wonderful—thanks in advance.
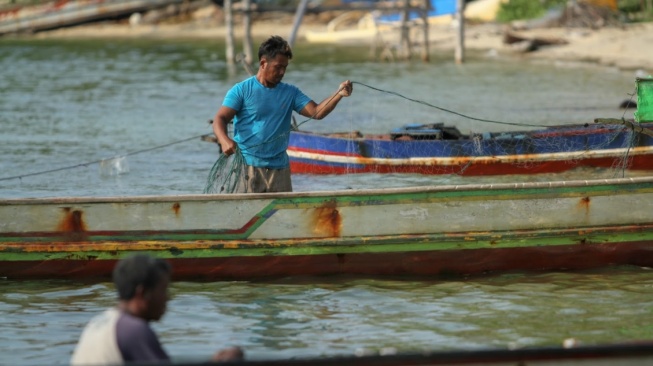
[287,123,653,175]
[1,240,652,280]
[3,176,653,280]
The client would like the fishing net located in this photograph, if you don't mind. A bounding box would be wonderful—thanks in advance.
[203,149,248,194]
[203,127,296,194]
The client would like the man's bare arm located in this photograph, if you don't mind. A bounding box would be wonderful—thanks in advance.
[300,80,353,120]
[212,106,237,155]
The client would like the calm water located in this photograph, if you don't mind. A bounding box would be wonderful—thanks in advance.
[1,38,652,365]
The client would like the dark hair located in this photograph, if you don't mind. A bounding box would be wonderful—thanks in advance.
[258,35,293,61]
[112,254,171,300]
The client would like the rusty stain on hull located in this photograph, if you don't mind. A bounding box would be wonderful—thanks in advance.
[577,196,591,218]
[56,207,88,241]
[343,152,605,168]
[172,202,181,216]
[312,200,342,237]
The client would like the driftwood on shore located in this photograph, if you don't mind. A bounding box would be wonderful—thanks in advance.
[502,31,568,53]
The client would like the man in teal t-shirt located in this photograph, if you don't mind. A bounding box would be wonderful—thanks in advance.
[212,35,353,193]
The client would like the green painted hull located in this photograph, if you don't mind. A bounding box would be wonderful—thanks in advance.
[2,176,653,280]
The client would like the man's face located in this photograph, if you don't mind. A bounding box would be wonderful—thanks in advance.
[260,54,289,86]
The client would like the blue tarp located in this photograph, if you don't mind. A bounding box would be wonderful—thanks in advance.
[375,0,456,23]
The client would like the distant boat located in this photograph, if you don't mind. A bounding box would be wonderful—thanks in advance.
[286,120,653,176]
[0,0,183,35]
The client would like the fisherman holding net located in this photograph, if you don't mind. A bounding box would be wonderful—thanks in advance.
[207,35,353,194]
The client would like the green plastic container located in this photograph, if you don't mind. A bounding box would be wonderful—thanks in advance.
[635,77,653,122]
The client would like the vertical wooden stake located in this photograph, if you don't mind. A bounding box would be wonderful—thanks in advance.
[243,0,253,65]
[421,0,430,62]
[225,0,235,66]
[400,0,412,60]
[454,0,465,64]
[289,0,310,47]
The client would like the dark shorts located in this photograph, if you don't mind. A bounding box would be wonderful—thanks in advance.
[234,166,292,193]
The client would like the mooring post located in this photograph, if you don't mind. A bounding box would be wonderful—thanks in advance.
[288,0,310,47]
[224,0,235,66]
[420,0,430,62]
[454,0,465,64]
[242,0,253,65]
[399,0,412,60]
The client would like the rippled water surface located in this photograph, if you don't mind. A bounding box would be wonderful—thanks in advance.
[1,38,651,365]
[2,268,653,365]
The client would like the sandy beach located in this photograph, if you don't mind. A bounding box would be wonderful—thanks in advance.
[24,6,653,74]
[458,21,653,72]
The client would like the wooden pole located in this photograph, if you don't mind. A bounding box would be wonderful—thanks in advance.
[420,0,430,62]
[454,0,465,64]
[224,0,235,66]
[242,0,253,65]
[399,0,412,60]
[567,0,576,25]
[288,0,310,47]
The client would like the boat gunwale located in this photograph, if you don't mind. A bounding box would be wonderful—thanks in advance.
[3,175,653,205]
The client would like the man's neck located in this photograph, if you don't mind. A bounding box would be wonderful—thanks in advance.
[118,301,145,320]
[256,72,276,88]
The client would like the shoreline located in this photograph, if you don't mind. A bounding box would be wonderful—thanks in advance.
[13,12,653,73]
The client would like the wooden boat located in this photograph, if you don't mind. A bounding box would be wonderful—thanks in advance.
[0,0,183,35]
[3,79,652,281]
[3,173,653,280]
[287,120,653,176]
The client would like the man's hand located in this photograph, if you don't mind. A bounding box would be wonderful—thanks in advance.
[212,346,244,362]
[338,80,353,97]
[213,106,238,156]
[218,137,237,156]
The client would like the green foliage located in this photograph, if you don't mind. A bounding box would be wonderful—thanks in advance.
[617,0,643,12]
[496,0,566,23]
[618,0,653,22]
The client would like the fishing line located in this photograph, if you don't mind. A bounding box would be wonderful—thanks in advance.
[214,84,347,151]
[4,81,635,184]
[3,82,345,185]
[351,81,550,128]
[0,133,207,182]
[612,128,638,179]
[621,87,638,120]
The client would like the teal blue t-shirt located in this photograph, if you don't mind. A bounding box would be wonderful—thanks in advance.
[222,76,311,168]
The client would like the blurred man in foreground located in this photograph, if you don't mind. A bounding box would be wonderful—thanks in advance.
[71,254,243,365]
